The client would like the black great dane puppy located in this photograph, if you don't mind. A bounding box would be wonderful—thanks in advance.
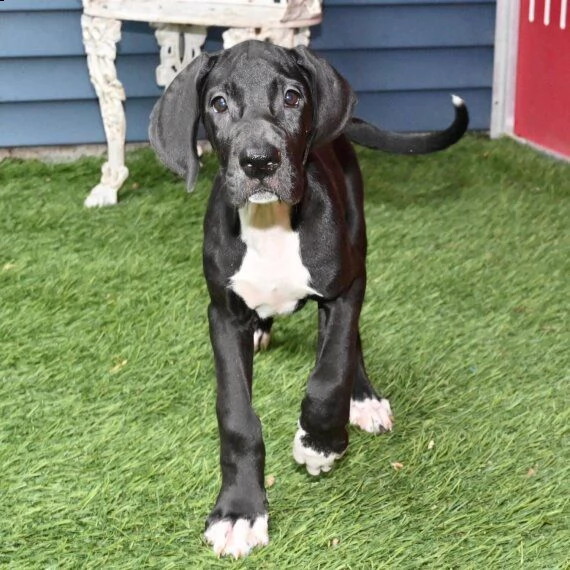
[149,40,468,558]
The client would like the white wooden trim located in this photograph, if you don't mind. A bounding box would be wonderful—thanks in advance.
[490,0,521,138]
[83,0,322,28]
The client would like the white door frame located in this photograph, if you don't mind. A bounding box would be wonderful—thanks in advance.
[490,0,520,139]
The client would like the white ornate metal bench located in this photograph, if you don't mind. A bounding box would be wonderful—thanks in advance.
[81,0,322,207]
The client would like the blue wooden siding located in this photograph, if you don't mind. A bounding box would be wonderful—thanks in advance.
[0,0,495,147]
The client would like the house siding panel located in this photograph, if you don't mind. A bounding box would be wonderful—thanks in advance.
[0,0,83,10]
[0,14,161,58]
[311,4,495,49]
[0,55,162,102]
[356,88,491,131]
[0,0,495,147]
[0,100,154,146]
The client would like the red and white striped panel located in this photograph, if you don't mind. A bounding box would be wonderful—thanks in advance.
[515,0,570,157]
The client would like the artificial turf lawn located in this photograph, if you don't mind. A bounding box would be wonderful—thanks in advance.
[0,135,568,569]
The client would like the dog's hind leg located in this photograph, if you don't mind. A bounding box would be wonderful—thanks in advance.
[350,333,394,434]
[253,316,273,352]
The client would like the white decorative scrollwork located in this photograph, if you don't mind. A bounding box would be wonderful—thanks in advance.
[281,0,322,23]
[81,14,128,206]
[152,23,207,87]
[222,26,311,50]
[81,0,322,206]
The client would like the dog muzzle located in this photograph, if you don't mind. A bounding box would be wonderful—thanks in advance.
[248,192,279,204]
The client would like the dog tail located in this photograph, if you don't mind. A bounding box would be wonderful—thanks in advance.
[344,95,469,154]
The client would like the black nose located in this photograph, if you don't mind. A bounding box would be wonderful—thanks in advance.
[239,146,281,179]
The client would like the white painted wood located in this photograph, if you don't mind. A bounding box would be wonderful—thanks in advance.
[529,0,536,22]
[152,24,207,87]
[561,0,568,28]
[490,0,521,138]
[83,0,322,27]
[222,27,311,49]
[81,14,129,207]
[81,0,322,206]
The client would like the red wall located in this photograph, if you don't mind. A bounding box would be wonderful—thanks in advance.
[515,0,570,157]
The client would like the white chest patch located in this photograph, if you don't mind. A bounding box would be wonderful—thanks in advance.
[230,201,319,319]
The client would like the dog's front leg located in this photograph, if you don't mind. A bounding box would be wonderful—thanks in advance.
[204,302,268,558]
[293,277,365,475]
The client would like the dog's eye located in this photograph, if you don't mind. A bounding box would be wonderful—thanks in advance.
[284,89,301,108]
[211,96,228,113]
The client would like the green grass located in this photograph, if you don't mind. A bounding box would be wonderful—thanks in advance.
[0,135,568,569]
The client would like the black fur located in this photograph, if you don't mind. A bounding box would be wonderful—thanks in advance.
[149,39,468,551]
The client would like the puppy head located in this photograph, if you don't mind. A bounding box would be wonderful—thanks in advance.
[149,40,356,207]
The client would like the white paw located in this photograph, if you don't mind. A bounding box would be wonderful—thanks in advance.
[205,515,268,559]
[292,425,344,476]
[349,397,393,434]
[84,183,118,208]
[253,329,271,352]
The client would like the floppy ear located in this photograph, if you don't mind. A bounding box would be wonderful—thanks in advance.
[293,45,357,149]
[149,53,214,192]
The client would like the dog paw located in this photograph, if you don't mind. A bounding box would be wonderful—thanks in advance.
[292,425,344,476]
[253,328,271,352]
[349,397,393,434]
[84,183,118,208]
[205,515,269,558]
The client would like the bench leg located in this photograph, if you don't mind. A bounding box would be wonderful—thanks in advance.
[81,14,129,207]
